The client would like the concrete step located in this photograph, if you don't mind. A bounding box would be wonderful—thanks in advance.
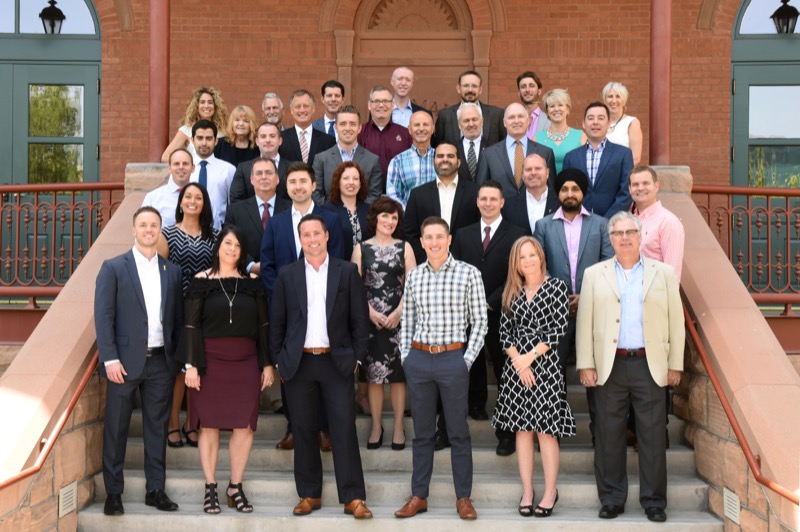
[78,502,722,531]
[91,470,712,512]
[127,411,687,447]
[124,440,697,476]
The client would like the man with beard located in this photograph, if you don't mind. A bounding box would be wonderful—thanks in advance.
[517,71,551,139]
[386,111,436,208]
[189,119,235,229]
[433,71,505,147]
[533,168,613,435]
[261,92,285,130]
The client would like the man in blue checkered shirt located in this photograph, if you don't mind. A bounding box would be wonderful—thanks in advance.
[394,216,488,521]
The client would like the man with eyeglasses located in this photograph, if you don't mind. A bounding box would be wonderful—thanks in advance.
[358,85,412,191]
[576,211,684,523]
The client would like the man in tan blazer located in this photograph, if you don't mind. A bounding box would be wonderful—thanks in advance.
[576,211,684,523]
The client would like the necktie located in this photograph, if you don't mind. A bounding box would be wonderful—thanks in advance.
[299,130,309,163]
[467,141,477,181]
[261,202,270,230]
[327,120,335,136]
[199,160,208,188]
[482,226,491,252]
[513,140,523,188]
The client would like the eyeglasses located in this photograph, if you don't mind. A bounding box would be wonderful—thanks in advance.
[370,99,393,106]
[609,229,640,238]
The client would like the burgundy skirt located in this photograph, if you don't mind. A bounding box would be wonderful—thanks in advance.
[189,337,260,430]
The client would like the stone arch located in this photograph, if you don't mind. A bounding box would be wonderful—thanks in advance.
[111,0,135,31]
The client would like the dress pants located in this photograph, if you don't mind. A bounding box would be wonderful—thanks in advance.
[405,347,473,499]
[103,353,173,494]
[284,353,366,503]
[594,356,668,510]
[280,381,329,433]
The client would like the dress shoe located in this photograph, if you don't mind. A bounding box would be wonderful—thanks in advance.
[626,428,638,447]
[646,506,667,522]
[344,499,373,519]
[456,497,477,520]
[103,494,124,516]
[276,431,294,450]
[433,430,450,451]
[469,407,488,420]
[145,489,179,511]
[598,504,625,518]
[367,426,384,449]
[293,497,321,515]
[167,429,183,448]
[395,495,427,518]
[496,437,516,456]
[318,430,332,452]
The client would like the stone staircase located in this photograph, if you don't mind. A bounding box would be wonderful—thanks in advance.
[78,374,722,531]
[0,345,21,379]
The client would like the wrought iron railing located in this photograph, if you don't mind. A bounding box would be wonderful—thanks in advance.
[0,182,124,293]
[692,185,800,311]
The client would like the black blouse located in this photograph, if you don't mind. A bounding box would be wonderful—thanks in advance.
[176,277,271,373]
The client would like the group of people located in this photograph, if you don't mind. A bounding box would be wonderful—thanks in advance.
[95,66,685,523]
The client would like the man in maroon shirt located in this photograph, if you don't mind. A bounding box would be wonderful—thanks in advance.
[357,85,412,192]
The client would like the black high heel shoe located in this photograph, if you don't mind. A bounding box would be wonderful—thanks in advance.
[167,429,183,448]
[367,426,384,449]
[391,430,406,451]
[226,482,253,513]
[182,426,198,447]
[533,490,559,518]
[518,495,534,517]
[203,482,220,514]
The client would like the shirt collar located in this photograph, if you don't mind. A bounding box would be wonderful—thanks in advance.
[553,205,590,221]
[634,200,661,218]
[256,195,276,209]
[295,124,312,136]
[132,245,159,267]
[291,203,314,217]
[585,138,608,151]
[424,253,455,272]
[167,176,183,192]
[436,175,459,188]
[506,135,525,150]
[613,254,644,270]
[411,144,434,158]
[481,215,502,234]
[394,99,413,112]
[304,253,329,272]
[526,187,548,203]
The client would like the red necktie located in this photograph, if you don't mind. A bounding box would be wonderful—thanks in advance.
[482,226,491,252]
[261,203,270,230]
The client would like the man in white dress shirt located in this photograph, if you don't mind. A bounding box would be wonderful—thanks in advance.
[189,119,235,229]
[142,148,194,227]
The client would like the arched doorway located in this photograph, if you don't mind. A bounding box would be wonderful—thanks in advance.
[0,0,101,185]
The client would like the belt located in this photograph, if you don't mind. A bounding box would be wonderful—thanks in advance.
[412,341,465,354]
[616,348,646,358]
[303,347,331,355]
[146,346,165,357]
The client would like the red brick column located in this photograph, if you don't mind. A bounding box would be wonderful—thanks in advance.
[650,0,671,165]
[148,0,170,162]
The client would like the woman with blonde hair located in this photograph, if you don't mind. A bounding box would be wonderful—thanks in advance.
[602,81,643,165]
[161,87,228,163]
[491,236,573,518]
[535,89,586,174]
[214,105,260,167]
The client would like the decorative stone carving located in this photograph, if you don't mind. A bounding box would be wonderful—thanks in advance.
[369,0,459,30]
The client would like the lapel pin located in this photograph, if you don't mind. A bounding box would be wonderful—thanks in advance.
[163,264,166,271]
[396,135,402,142]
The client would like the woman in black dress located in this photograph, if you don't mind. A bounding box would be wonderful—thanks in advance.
[492,236,573,518]
[351,197,416,449]
[178,225,274,514]
[157,183,218,447]
[214,105,260,167]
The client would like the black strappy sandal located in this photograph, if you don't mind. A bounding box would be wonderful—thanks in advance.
[203,482,220,514]
[167,429,184,448]
[227,482,253,513]
[518,492,534,517]
[533,490,559,518]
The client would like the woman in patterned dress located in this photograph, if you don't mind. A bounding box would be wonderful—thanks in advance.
[351,197,416,449]
[491,236,573,517]
[157,182,218,447]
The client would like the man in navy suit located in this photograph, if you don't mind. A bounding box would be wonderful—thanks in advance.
[270,213,372,519]
[311,80,345,138]
[230,122,289,203]
[225,157,291,276]
[279,90,336,167]
[94,206,183,516]
[562,102,633,218]
[476,103,557,199]
[502,153,560,234]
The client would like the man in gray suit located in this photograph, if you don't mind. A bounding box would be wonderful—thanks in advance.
[476,103,557,199]
[312,105,382,205]
[533,168,613,378]
[94,206,184,516]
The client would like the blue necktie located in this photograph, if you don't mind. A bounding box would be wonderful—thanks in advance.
[199,160,208,188]
[327,120,335,136]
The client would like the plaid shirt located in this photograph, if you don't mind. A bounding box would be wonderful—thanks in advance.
[400,254,488,366]
[584,138,608,184]
[386,145,436,208]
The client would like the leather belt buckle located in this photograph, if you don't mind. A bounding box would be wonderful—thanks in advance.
[616,348,645,358]
[429,344,446,354]
[146,346,164,358]
[304,347,331,355]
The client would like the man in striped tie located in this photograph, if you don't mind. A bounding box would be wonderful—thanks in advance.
[279,90,336,167]
[456,102,484,183]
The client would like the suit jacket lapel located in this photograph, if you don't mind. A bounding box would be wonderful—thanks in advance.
[483,221,505,255]
[309,130,320,157]
[293,262,309,321]
[595,143,613,184]
[158,255,169,320]
[247,198,262,233]
[555,219,569,260]
[326,259,341,320]
[450,181,466,222]
[432,185,442,217]
[576,216,592,263]
[642,258,656,298]
[601,260,620,299]
[124,252,147,313]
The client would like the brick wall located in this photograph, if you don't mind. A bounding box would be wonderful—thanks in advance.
[95,0,739,187]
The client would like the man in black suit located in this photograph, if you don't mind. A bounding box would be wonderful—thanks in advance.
[455,102,485,183]
[279,90,336,167]
[404,143,480,265]
[502,153,560,234]
[94,206,183,516]
[433,70,506,148]
[230,122,289,203]
[225,157,291,276]
[270,213,372,519]
[451,180,526,455]
[476,103,558,199]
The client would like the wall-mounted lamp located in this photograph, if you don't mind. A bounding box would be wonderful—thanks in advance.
[39,0,66,35]
[771,0,799,34]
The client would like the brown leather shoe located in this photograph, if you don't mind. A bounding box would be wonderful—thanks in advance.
[456,497,477,520]
[344,499,373,519]
[292,497,321,515]
[276,432,294,450]
[318,430,332,452]
[395,495,428,518]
